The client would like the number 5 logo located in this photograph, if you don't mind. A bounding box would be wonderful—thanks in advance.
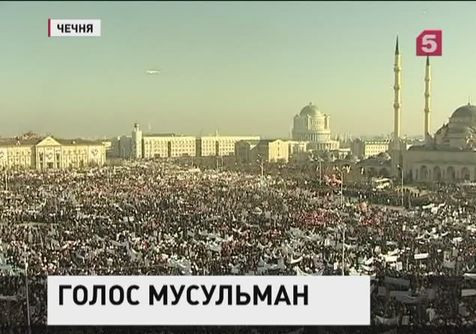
[416,30,442,56]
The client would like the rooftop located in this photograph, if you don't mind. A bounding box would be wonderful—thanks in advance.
[0,136,104,147]
[143,133,177,137]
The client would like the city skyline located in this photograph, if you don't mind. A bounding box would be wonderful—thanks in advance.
[2,2,476,139]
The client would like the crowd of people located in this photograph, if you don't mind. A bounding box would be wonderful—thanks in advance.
[0,161,475,330]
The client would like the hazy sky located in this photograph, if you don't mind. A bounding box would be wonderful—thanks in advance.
[1,1,476,139]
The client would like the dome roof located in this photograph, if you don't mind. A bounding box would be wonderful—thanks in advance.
[300,103,323,117]
[451,104,476,119]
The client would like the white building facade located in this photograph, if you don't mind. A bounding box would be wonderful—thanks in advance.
[0,135,106,170]
[351,139,390,159]
[142,135,196,158]
[236,139,306,163]
[128,124,260,159]
[197,135,261,157]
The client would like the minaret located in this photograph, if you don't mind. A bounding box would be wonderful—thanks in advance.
[424,56,431,142]
[393,36,402,147]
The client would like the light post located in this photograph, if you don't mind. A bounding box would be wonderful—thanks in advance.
[342,226,346,276]
[401,168,404,207]
[24,251,31,332]
[311,153,323,184]
[257,155,264,178]
[398,164,404,207]
[337,165,350,208]
[335,165,350,276]
[340,171,344,207]
[316,158,322,184]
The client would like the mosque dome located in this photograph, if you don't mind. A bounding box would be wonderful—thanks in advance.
[300,103,323,117]
[448,104,476,130]
[450,104,476,120]
[431,102,476,150]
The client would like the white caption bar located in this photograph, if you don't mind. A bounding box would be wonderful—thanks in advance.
[48,19,101,37]
[47,276,370,325]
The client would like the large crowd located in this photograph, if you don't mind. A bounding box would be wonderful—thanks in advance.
[0,161,475,330]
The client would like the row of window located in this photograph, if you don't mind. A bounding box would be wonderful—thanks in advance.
[0,159,31,165]
[1,150,32,155]
[144,145,192,149]
[201,141,240,145]
[144,140,195,144]
[145,142,241,149]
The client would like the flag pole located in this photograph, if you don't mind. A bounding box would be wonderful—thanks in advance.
[25,259,31,332]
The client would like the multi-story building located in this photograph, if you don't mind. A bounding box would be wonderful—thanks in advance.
[127,124,260,159]
[142,134,196,158]
[236,139,290,163]
[351,139,390,159]
[131,123,143,159]
[110,135,133,158]
[0,134,106,170]
[196,135,261,157]
[235,140,260,163]
[286,140,309,157]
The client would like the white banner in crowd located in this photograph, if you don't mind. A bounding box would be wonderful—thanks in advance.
[461,289,476,297]
[48,276,370,325]
[414,253,429,260]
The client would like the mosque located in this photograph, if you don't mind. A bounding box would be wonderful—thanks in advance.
[387,37,476,183]
[404,103,476,182]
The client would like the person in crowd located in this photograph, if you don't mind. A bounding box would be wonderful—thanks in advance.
[0,161,474,328]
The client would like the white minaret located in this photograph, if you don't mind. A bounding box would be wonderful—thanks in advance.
[393,36,402,146]
[424,56,431,142]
